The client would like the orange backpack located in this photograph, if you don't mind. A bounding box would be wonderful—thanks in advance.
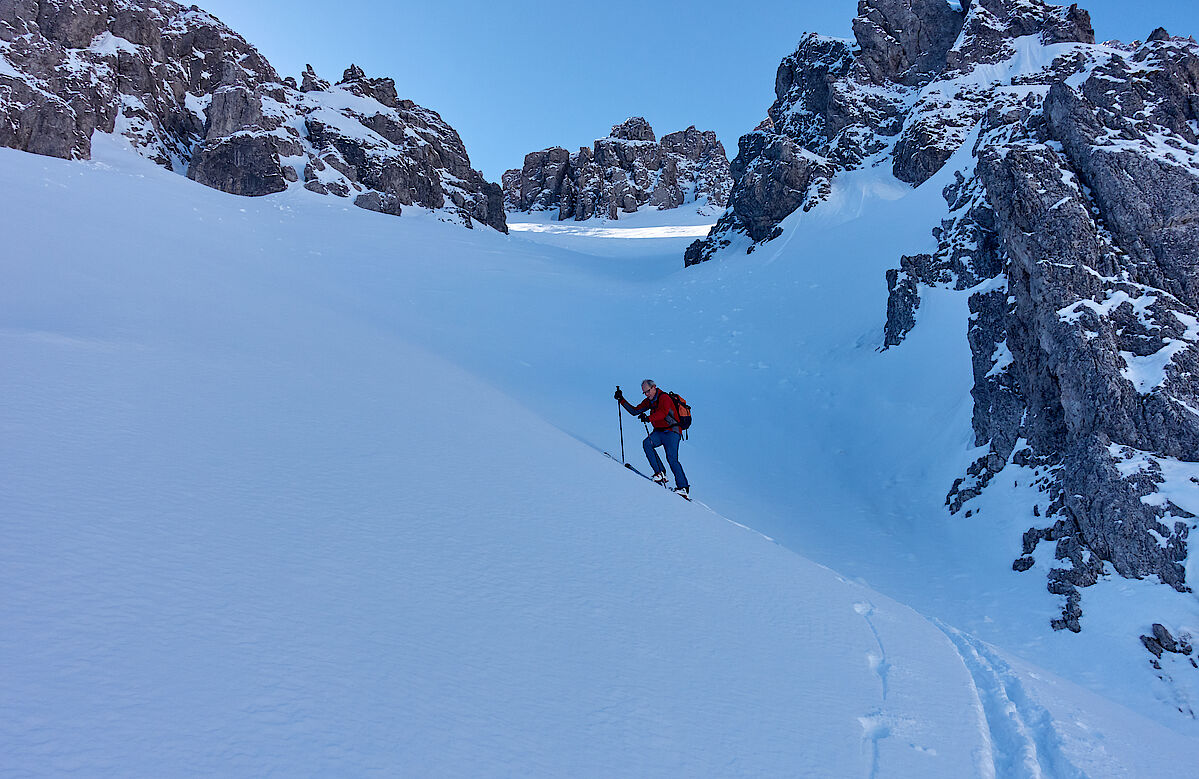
[667,392,692,433]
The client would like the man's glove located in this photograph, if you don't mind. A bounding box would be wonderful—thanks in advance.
[614,389,624,401]
[639,413,648,422]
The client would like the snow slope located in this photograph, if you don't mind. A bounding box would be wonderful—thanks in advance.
[1,139,1196,774]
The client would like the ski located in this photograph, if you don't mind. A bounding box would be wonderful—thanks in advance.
[604,452,687,496]
[603,452,658,484]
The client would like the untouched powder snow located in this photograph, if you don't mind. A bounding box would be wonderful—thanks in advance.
[2,138,1197,774]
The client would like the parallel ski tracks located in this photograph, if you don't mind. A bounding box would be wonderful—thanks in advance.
[934,621,1087,779]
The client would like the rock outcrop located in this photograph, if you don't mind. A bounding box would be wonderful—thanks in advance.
[948,32,1199,631]
[0,0,506,231]
[685,0,1093,264]
[502,117,731,220]
[689,0,1199,637]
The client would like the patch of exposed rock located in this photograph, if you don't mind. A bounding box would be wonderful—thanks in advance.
[0,0,505,231]
[502,117,731,220]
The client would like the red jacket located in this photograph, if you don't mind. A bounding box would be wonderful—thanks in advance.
[622,390,682,433]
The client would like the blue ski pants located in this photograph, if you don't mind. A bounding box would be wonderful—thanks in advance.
[644,429,688,490]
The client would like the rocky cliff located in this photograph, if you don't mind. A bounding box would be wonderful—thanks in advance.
[689,0,1199,641]
[0,0,506,231]
[502,117,731,220]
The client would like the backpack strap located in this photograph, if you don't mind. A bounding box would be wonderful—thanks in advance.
[661,393,682,435]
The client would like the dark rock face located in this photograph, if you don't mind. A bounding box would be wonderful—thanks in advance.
[1044,42,1199,308]
[0,0,506,231]
[690,0,1199,636]
[853,0,966,86]
[299,64,329,93]
[610,115,655,142]
[190,131,293,197]
[684,32,859,264]
[686,131,829,262]
[973,133,1197,599]
[726,132,821,241]
[503,117,731,221]
[892,29,1199,631]
[299,67,507,231]
[769,34,856,146]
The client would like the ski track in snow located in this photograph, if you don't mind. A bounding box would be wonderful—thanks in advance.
[935,621,1087,779]
[853,601,892,779]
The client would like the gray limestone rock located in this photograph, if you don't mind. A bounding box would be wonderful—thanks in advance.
[1045,43,1199,308]
[299,64,330,93]
[0,0,507,231]
[940,70,1199,623]
[661,126,732,209]
[504,118,730,221]
[1143,623,1197,658]
[892,0,1095,186]
[354,190,402,216]
[610,116,655,142]
[189,133,290,196]
[883,266,921,348]
[1044,3,1095,45]
[852,0,966,86]
[203,85,266,138]
[768,34,856,147]
[508,146,571,211]
[338,64,400,109]
[723,132,820,242]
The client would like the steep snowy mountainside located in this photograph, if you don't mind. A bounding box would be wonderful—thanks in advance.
[0,143,1025,776]
[502,116,731,221]
[0,0,505,229]
[685,0,1199,669]
[4,127,1199,771]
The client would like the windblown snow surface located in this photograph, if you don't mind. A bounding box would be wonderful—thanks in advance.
[1,135,1197,776]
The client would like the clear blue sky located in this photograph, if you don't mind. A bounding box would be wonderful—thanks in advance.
[194,0,1197,182]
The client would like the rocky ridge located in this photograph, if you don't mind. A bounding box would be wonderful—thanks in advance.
[689,0,1199,642]
[685,0,1097,262]
[0,0,505,231]
[502,117,731,220]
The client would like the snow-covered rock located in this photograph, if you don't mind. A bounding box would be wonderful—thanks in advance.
[959,33,1199,629]
[0,0,505,231]
[685,0,1095,265]
[502,117,731,220]
[686,0,1199,642]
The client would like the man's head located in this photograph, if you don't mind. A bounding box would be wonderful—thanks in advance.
[641,379,657,398]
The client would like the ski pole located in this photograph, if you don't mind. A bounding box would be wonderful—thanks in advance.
[617,386,625,464]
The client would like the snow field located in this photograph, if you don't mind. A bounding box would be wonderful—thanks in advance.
[2,134,1197,774]
[1,144,985,775]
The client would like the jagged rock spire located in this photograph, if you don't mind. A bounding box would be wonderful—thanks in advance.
[503,118,731,220]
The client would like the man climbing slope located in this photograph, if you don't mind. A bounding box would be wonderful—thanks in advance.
[615,379,689,498]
